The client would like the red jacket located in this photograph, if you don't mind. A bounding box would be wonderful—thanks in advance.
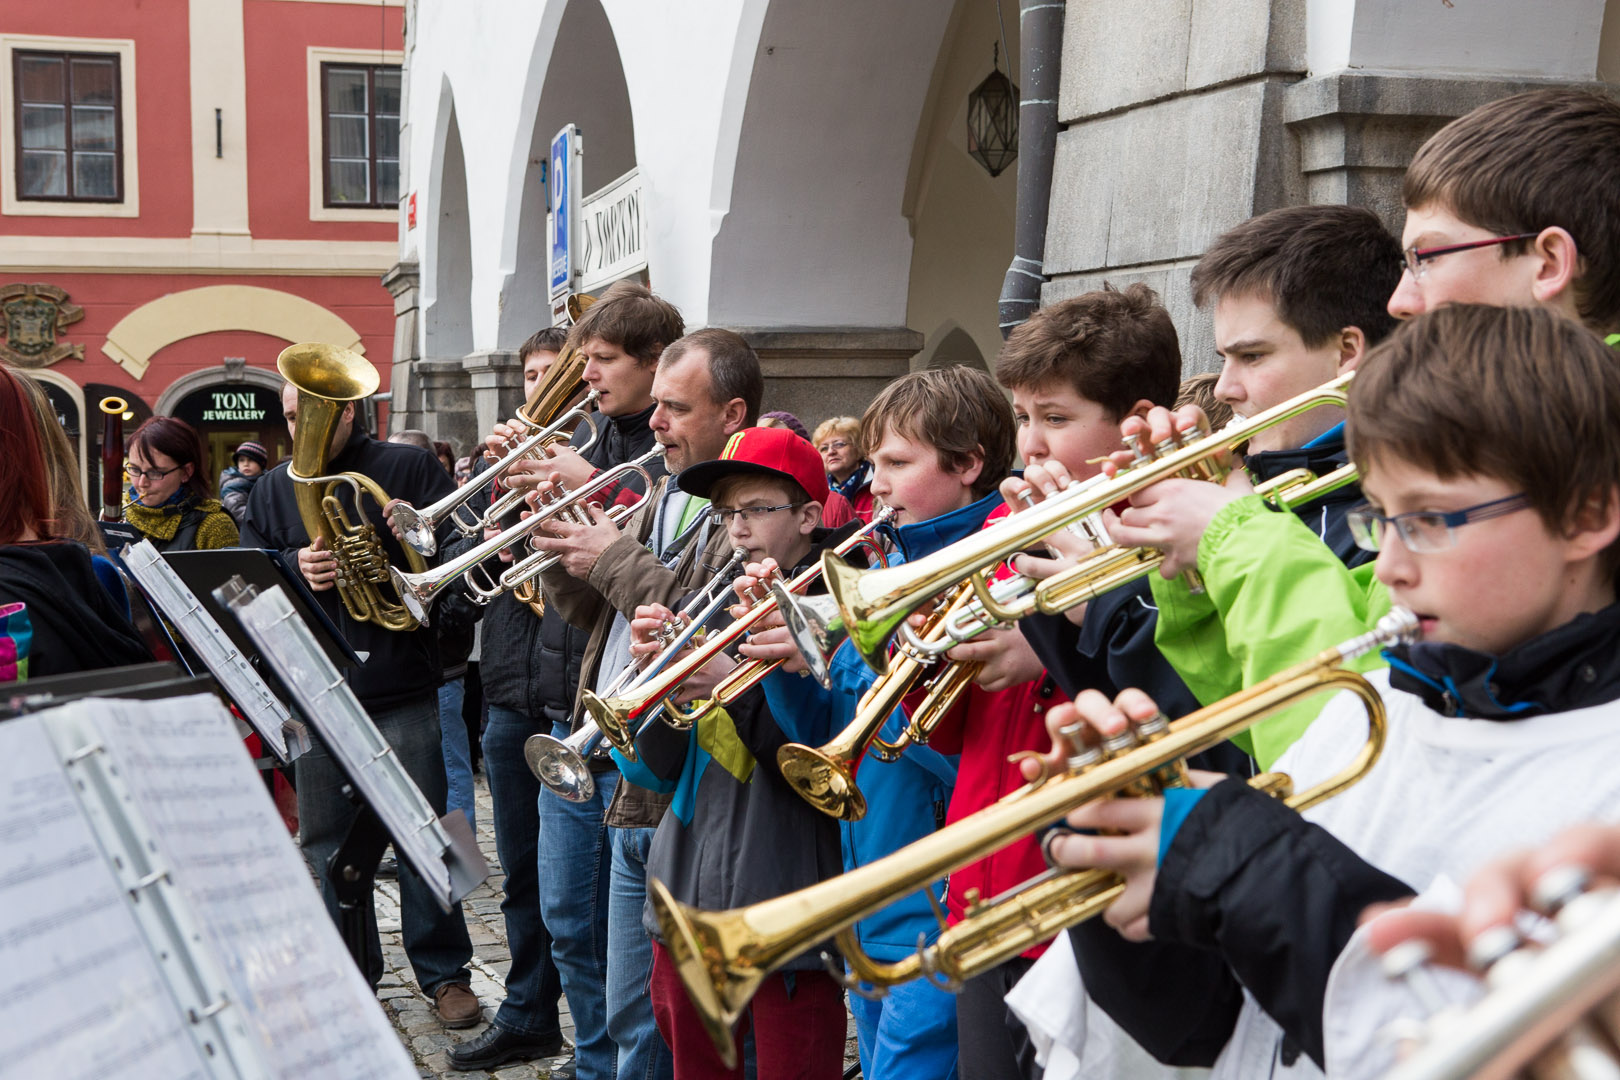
[916,501,1069,959]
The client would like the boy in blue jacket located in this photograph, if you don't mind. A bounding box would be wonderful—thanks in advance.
[738,365,1017,1080]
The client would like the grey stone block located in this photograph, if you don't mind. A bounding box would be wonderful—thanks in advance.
[736,327,921,432]
[1042,267,1218,377]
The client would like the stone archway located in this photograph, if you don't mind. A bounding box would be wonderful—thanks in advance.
[422,79,473,362]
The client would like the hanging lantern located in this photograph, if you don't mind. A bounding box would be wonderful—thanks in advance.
[967,43,1019,178]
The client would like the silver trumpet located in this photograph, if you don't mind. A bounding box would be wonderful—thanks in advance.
[388,391,601,556]
[388,443,663,625]
[525,547,750,801]
[1385,867,1620,1080]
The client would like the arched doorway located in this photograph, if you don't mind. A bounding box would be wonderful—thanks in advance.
[498,0,637,347]
[157,363,289,498]
[423,82,473,362]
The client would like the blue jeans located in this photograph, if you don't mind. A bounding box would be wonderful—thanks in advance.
[438,676,476,831]
[482,705,564,1039]
[538,722,617,1080]
[296,694,474,994]
[607,826,672,1080]
[847,973,960,1080]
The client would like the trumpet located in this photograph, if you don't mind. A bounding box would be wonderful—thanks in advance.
[823,373,1355,673]
[388,390,599,556]
[774,580,984,822]
[908,463,1359,653]
[575,510,894,762]
[1384,868,1620,1080]
[387,445,663,623]
[525,548,750,798]
[650,608,1417,1067]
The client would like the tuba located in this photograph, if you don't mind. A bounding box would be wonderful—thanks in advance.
[278,342,427,632]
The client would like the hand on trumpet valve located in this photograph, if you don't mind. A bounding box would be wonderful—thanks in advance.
[1023,687,1224,942]
[1363,822,1620,972]
[483,417,530,462]
[1105,405,1217,478]
[525,499,620,578]
[732,558,808,674]
[382,498,410,546]
[504,442,597,495]
[944,626,1045,693]
[1111,474,1253,579]
[297,535,340,592]
[631,603,737,705]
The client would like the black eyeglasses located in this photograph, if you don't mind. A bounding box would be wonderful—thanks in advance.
[709,503,803,526]
[1402,233,1540,280]
[1346,493,1531,554]
[126,463,182,481]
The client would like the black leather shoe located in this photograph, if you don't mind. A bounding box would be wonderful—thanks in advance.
[445,1024,569,1071]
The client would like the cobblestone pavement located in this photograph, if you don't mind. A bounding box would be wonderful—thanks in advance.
[370,772,861,1079]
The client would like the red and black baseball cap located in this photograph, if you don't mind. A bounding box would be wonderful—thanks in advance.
[678,426,831,505]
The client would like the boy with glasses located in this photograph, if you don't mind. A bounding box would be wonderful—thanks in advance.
[1032,304,1620,1080]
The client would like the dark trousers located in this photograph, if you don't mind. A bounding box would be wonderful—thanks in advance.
[483,705,565,1039]
[296,693,474,994]
[650,941,845,1080]
[957,955,1042,1080]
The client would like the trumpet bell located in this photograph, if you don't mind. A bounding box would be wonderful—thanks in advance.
[775,743,867,822]
[581,691,639,760]
[524,733,597,802]
[389,565,433,627]
[389,502,438,559]
[821,554,900,675]
[771,584,846,689]
[649,877,765,1070]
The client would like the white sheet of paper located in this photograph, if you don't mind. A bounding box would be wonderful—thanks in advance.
[92,695,416,1080]
[0,718,212,1080]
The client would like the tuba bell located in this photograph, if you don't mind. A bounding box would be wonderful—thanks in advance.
[278,342,427,632]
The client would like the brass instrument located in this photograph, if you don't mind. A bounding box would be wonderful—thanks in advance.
[823,374,1355,673]
[278,342,428,632]
[774,580,983,822]
[650,608,1417,1067]
[911,463,1360,653]
[388,445,664,623]
[1385,868,1620,1080]
[98,395,128,523]
[525,547,750,798]
[575,510,894,762]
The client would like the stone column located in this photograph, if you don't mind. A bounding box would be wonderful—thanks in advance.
[737,328,922,432]
[382,261,425,434]
[459,349,525,459]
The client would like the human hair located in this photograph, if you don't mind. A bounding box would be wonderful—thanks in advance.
[13,375,103,552]
[129,416,211,499]
[389,429,434,453]
[811,416,862,456]
[860,366,1016,499]
[433,440,455,469]
[568,280,686,365]
[1174,373,1234,431]
[995,283,1182,417]
[1190,204,1402,349]
[1347,304,1620,578]
[710,471,811,509]
[0,368,64,545]
[1405,89,1620,333]
[659,327,764,425]
[519,325,569,361]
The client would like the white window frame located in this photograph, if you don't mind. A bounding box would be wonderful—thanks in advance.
[307,46,403,223]
[0,33,139,218]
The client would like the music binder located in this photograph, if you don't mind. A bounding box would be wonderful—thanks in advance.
[120,541,310,763]
[217,579,488,910]
[0,693,416,1080]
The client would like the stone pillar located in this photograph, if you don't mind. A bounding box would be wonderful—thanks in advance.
[382,261,425,434]
[737,328,922,432]
[460,349,524,459]
[1041,0,1611,374]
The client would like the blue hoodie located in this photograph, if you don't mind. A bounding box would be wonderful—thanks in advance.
[762,489,1004,963]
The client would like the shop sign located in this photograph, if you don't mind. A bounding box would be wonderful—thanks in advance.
[579,168,647,292]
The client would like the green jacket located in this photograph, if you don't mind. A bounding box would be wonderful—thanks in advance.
[1149,495,1390,768]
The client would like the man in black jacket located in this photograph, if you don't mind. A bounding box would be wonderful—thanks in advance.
[241,383,477,1028]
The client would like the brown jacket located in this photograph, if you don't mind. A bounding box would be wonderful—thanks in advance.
[540,475,738,828]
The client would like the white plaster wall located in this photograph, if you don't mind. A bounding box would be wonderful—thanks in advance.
[1307,0,1606,78]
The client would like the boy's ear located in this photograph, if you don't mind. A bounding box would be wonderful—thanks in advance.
[1530,227,1583,312]
[1337,326,1368,373]
[1567,488,1620,561]
[1124,399,1156,422]
[953,448,986,491]
[800,501,823,535]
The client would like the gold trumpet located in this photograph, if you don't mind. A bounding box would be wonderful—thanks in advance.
[279,343,427,632]
[823,373,1355,673]
[774,580,983,822]
[576,510,893,757]
[650,608,1418,1067]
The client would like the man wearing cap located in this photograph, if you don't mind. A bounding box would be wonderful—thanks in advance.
[218,440,269,526]
[530,327,762,1079]
[613,425,853,1078]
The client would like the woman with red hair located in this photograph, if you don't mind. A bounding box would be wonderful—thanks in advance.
[124,416,239,550]
[0,364,151,679]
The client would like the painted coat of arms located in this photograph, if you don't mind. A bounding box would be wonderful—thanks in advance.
[0,283,85,368]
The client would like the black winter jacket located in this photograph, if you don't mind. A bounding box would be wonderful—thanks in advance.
[240,428,455,710]
[0,542,153,677]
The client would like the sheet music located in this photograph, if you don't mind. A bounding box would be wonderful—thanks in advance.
[91,694,416,1080]
[0,719,212,1080]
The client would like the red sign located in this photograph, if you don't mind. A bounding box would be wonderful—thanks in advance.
[408,191,417,229]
